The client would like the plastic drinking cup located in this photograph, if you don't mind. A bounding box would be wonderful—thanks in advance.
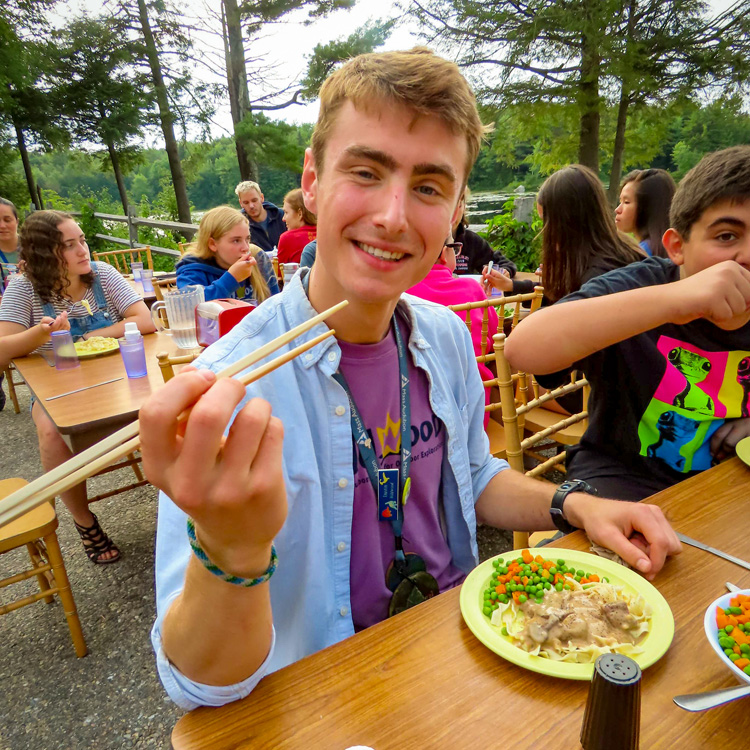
[140,269,154,293]
[50,330,80,371]
[130,261,143,282]
[150,285,205,350]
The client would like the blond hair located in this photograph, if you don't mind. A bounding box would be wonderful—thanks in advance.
[283,188,317,226]
[311,47,488,187]
[184,206,271,302]
[234,181,261,197]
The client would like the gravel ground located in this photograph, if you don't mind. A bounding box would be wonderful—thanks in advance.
[0,381,513,750]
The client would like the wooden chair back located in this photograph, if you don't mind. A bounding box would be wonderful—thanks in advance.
[92,246,153,275]
[152,277,178,303]
[157,350,201,382]
[492,331,590,549]
[448,288,545,460]
[0,478,87,657]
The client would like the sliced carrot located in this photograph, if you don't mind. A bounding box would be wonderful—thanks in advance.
[733,658,750,670]
[522,549,533,564]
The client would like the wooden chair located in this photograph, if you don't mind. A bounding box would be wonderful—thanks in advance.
[92,246,153,275]
[449,288,545,459]
[152,277,177,303]
[3,363,24,414]
[493,331,590,549]
[0,478,87,657]
[157,350,201,382]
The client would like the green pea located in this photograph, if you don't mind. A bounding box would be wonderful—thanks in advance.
[744,666,750,676]
[724,648,735,657]
[729,652,741,661]
[492,559,500,569]
[549,566,557,575]
[741,644,750,655]
[564,584,572,591]
[557,559,565,567]
[501,626,509,636]
[516,557,524,564]
[544,581,552,590]
[719,637,733,649]
[730,607,743,615]
[519,594,528,603]
[483,606,492,617]
[555,582,563,592]
[498,594,509,604]
[725,625,734,634]
[602,577,609,583]
[575,570,584,577]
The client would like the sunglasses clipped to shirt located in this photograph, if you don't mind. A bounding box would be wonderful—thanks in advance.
[445,242,463,256]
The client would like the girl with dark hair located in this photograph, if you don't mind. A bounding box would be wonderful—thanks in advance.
[484,165,644,302]
[0,210,155,563]
[277,188,317,265]
[615,168,676,258]
[0,197,20,285]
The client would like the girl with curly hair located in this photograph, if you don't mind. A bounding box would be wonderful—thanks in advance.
[0,210,154,563]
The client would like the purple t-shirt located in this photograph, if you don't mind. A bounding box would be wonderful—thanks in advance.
[339,317,466,631]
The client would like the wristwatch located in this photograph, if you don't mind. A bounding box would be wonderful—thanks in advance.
[550,479,598,534]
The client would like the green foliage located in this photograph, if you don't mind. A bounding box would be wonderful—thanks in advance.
[78,202,107,253]
[478,198,542,272]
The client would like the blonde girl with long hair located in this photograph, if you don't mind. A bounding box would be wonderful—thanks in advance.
[176,206,279,303]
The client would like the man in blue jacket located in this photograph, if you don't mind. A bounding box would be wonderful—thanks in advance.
[235,181,285,252]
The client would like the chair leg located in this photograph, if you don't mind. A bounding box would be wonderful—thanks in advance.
[3,367,20,414]
[43,531,88,658]
[513,531,530,550]
[26,541,55,604]
[128,453,144,482]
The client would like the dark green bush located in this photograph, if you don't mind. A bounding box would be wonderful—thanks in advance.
[478,197,542,272]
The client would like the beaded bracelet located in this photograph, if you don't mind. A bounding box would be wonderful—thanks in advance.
[186,518,278,587]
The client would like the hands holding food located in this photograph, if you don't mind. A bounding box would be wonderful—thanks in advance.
[140,367,287,578]
[229,253,257,283]
[39,312,69,335]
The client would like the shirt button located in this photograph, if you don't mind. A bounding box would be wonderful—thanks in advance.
[327,352,336,362]
[335,405,346,416]
[340,607,349,617]
[337,541,346,552]
[305,353,313,361]
[338,478,348,489]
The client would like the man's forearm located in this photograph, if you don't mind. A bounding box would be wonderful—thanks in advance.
[475,469,558,531]
[161,553,274,687]
[505,285,673,374]
[0,325,49,366]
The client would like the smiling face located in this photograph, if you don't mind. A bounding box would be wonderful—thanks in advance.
[282,201,303,231]
[0,204,18,245]
[301,100,466,312]
[615,181,638,235]
[58,219,91,278]
[238,189,265,222]
[208,221,251,269]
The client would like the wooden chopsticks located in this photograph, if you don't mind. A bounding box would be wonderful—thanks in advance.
[0,300,347,529]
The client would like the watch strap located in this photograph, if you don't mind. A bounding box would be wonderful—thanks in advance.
[550,479,596,534]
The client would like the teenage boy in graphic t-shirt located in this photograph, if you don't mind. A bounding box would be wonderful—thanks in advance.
[139,48,681,710]
[507,146,750,501]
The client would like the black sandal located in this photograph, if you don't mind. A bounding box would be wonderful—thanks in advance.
[74,513,121,564]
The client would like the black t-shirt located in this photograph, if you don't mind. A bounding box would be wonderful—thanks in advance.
[538,257,750,493]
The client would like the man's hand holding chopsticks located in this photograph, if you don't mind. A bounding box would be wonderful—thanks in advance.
[140,367,287,579]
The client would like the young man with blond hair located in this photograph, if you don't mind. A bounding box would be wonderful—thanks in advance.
[141,48,680,709]
[234,180,285,251]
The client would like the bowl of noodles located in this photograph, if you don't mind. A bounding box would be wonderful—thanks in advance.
[460,548,674,680]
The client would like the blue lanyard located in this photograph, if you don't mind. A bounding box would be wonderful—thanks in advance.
[332,315,412,549]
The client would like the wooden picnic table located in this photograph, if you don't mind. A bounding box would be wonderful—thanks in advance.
[13,331,188,452]
[171,458,750,749]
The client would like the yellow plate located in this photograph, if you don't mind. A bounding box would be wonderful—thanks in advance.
[74,337,120,359]
[459,548,674,680]
[736,437,750,468]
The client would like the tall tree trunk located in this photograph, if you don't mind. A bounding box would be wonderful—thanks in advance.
[13,119,38,209]
[608,0,637,206]
[136,0,192,224]
[577,21,601,172]
[608,88,630,206]
[222,0,256,181]
[107,138,129,214]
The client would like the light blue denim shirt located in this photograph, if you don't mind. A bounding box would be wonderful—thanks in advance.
[152,269,508,709]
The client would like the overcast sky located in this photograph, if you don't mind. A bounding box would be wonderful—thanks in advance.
[65,0,740,142]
